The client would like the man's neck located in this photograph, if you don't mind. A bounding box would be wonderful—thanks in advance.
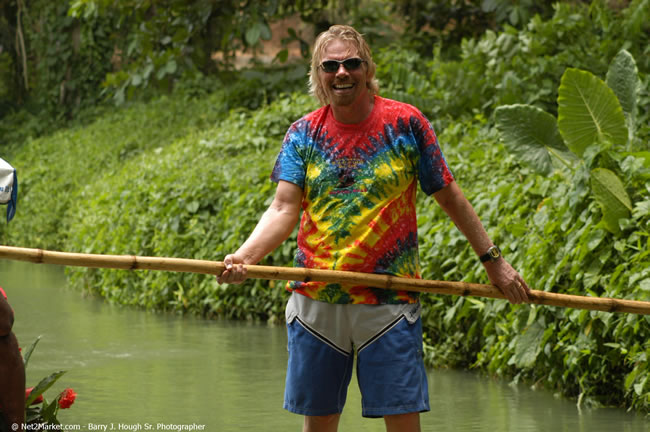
[331,95,375,124]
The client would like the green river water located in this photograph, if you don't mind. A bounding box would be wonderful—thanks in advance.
[1,261,647,431]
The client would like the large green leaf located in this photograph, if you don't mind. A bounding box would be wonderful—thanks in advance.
[557,68,628,156]
[606,49,639,142]
[245,21,271,46]
[590,168,632,234]
[514,321,545,368]
[25,370,66,406]
[22,335,41,369]
[495,104,570,175]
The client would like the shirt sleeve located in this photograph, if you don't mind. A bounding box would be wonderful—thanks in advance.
[270,120,308,188]
[410,112,454,195]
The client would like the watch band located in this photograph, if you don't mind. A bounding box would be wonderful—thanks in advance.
[479,245,501,263]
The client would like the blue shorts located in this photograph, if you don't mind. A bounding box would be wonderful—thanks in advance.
[283,294,430,418]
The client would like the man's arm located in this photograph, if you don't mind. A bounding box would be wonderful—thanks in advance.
[433,181,530,304]
[0,294,13,337]
[217,180,303,284]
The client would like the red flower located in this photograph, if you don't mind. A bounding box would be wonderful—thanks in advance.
[25,387,44,405]
[58,388,76,409]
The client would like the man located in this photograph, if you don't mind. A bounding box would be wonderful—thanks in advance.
[0,286,25,430]
[218,25,529,432]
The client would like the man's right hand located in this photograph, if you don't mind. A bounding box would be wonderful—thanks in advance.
[216,254,248,284]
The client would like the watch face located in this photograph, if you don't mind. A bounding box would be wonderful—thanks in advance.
[489,248,500,259]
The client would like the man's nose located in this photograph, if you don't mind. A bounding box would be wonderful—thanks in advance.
[335,64,349,75]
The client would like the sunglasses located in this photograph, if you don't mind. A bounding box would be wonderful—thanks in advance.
[319,57,366,73]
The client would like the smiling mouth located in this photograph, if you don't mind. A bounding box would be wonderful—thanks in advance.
[333,83,354,90]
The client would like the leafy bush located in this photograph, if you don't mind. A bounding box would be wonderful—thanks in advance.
[481,47,649,412]
[63,93,316,322]
[495,50,644,234]
[1,91,237,249]
[378,1,649,122]
[391,0,556,53]
[0,66,308,249]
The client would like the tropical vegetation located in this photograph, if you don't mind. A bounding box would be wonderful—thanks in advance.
[1,0,648,414]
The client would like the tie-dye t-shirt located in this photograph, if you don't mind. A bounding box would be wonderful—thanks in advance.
[271,96,454,304]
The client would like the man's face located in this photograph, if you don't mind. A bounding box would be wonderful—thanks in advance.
[318,39,371,109]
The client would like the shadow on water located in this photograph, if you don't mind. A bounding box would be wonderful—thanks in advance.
[1,261,647,431]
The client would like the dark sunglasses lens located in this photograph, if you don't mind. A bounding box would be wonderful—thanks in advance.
[343,58,363,70]
[321,61,339,73]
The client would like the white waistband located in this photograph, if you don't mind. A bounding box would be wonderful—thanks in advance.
[285,292,421,354]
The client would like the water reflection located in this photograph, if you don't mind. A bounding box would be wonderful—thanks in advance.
[1,261,647,431]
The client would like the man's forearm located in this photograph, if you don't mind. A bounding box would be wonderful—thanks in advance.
[433,181,493,256]
[433,181,530,303]
[235,205,300,265]
[217,180,302,284]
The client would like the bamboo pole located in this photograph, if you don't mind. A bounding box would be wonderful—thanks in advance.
[0,245,648,315]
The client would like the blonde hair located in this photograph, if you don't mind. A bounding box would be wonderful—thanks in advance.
[308,25,380,106]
